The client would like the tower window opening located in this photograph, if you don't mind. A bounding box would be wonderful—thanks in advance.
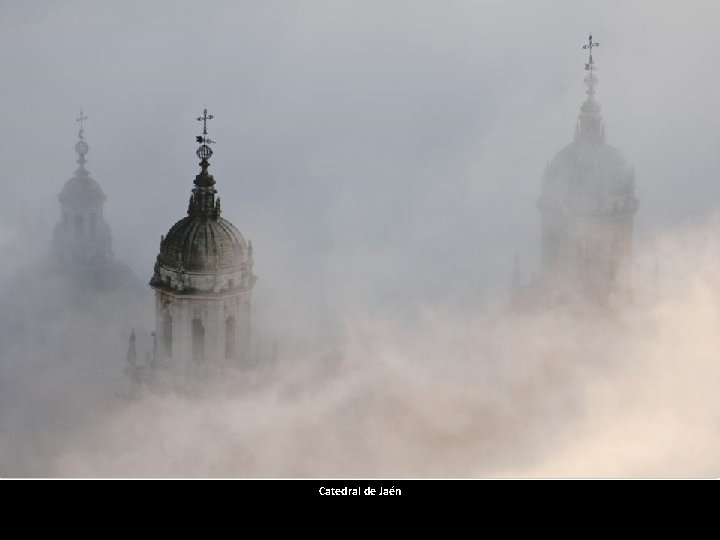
[192,318,205,362]
[225,316,236,359]
[89,213,97,239]
[62,212,69,228]
[164,313,173,357]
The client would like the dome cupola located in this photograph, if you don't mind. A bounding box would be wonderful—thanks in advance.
[150,109,256,295]
[52,109,113,266]
[538,35,638,218]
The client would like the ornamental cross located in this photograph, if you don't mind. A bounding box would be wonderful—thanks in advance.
[76,108,88,133]
[196,108,215,148]
[583,34,599,73]
[196,108,215,161]
[197,108,213,135]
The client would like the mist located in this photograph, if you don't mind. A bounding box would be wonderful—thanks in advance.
[1,0,719,477]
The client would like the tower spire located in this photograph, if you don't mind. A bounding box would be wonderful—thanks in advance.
[575,34,604,143]
[189,108,220,218]
[582,34,599,97]
[193,108,216,186]
[74,108,90,176]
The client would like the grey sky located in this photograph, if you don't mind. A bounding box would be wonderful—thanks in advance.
[3,2,720,321]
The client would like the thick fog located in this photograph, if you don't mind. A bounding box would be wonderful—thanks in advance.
[1,0,720,477]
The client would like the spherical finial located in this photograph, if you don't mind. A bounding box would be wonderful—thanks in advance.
[196,144,213,160]
[75,140,89,157]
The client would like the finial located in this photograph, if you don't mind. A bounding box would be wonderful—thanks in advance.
[76,107,88,139]
[74,108,90,174]
[196,108,215,162]
[582,34,599,96]
[575,34,605,143]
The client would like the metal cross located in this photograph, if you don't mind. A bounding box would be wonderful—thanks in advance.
[76,108,88,131]
[197,108,214,135]
[583,34,599,73]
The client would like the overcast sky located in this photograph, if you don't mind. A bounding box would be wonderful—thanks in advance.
[3,1,720,327]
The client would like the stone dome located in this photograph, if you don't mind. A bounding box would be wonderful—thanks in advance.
[157,215,249,272]
[58,175,106,205]
[60,123,104,206]
[540,140,636,215]
[150,154,256,295]
[538,70,638,218]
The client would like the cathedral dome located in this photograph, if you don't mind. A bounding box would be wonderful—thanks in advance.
[539,57,637,217]
[158,215,249,272]
[540,140,635,215]
[58,175,106,205]
[150,120,256,295]
[58,122,106,206]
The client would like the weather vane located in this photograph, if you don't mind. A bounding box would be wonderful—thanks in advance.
[583,34,599,74]
[196,108,215,161]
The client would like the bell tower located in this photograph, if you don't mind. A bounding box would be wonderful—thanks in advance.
[149,110,257,380]
[537,35,638,301]
[53,109,114,267]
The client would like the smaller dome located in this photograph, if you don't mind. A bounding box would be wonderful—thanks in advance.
[58,175,106,205]
[540,140,636,215]
[157,216,249,273]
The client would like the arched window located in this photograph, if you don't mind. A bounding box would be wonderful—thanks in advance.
[192,318,205,362]
[164,313,173,357]
[225,316,236,359]
[89,213,97,239]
